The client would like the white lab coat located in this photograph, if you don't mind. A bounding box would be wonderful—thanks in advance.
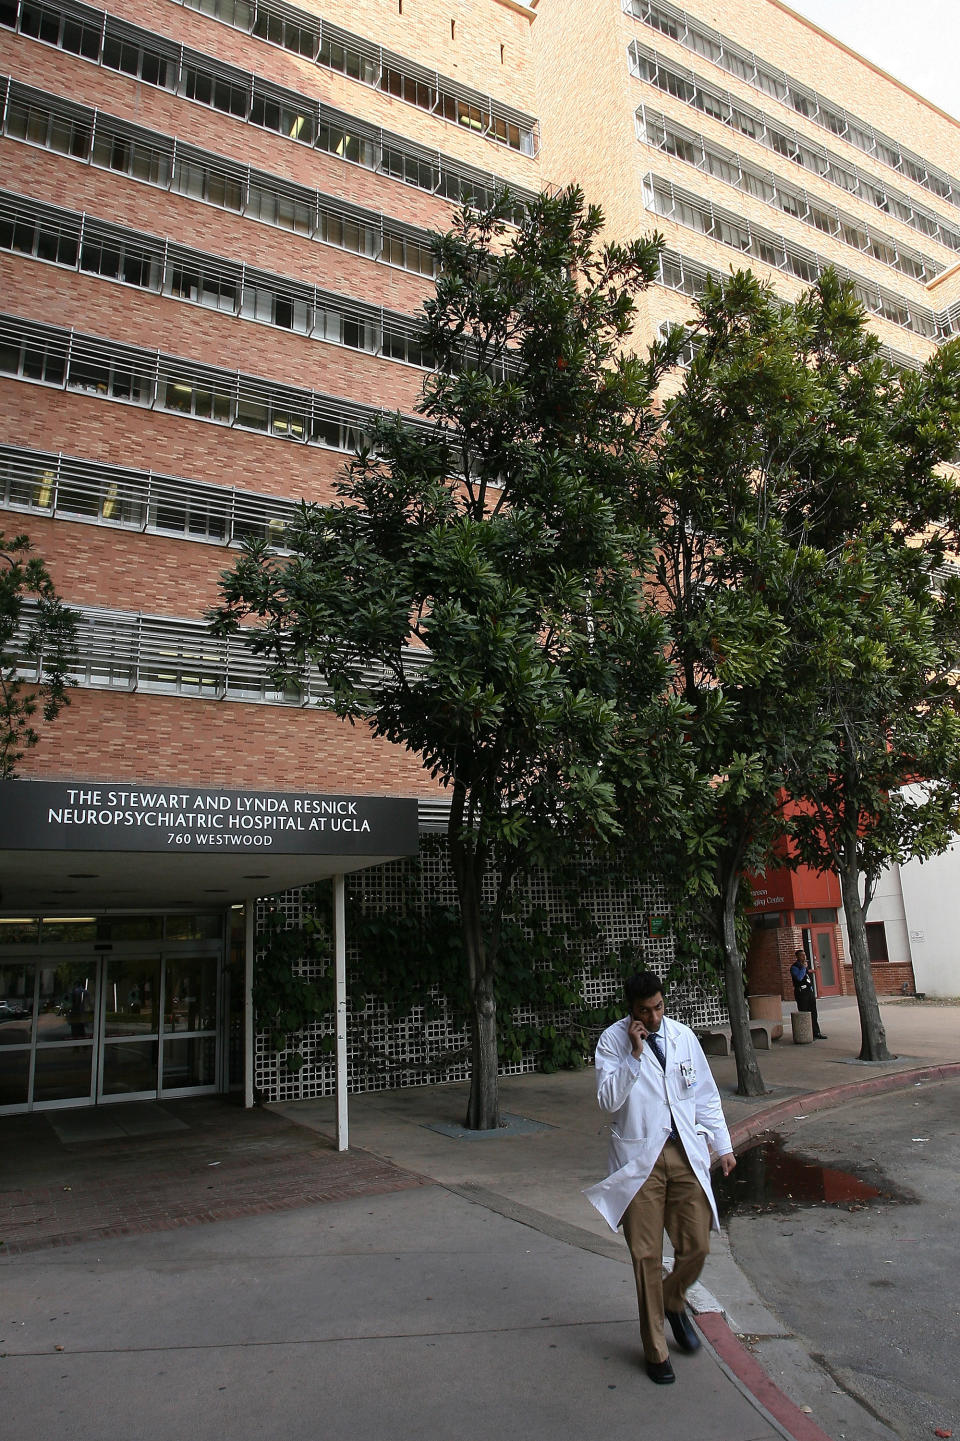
[583,1014,732,1234]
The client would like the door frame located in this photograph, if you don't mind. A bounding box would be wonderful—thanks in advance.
[0,918,227,1113]
[800,924,843,996]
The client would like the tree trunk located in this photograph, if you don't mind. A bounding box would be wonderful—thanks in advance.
[448,790,501,1131]
[838,848,892,1062]
[721,864,767,1097]
[464,963,500,1131]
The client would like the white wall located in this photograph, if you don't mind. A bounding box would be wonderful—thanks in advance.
[837,861,913,978]
[861,863,913,966]
[897,839,960,997]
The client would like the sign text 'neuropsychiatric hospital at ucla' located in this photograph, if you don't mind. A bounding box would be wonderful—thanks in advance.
[0,781,419,856]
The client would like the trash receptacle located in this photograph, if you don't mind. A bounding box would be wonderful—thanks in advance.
[791,1010,814,1044]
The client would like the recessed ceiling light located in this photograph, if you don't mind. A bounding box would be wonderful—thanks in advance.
[67,873,99,879]
[243,874,270,879]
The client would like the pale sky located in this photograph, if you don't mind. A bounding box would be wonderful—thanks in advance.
[785,0,960,120]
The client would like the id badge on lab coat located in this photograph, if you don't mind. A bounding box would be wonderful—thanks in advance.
[679,1060,696,1088]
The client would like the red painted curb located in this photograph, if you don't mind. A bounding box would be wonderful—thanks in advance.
[697,1313,835,1441]
[695,1062,960,1441]
[726,1060,960,1151]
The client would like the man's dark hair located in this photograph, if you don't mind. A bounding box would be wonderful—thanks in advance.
[625,971,664,1005]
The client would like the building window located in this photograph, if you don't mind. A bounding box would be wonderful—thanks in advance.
[793,908,837,925]
[0,2,536,220]
[0,443,305,546]
[13,597,424,707]
[636,106,941,282]
[643,173,947,340]
[0,191,448,367]
[0,312,398,457]
[628,43,960,253]
[866,922,889,962]
[95,124,174,186]
[625,3,959,210]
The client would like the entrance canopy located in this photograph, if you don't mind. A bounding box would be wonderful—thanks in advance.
[0,780,420,911]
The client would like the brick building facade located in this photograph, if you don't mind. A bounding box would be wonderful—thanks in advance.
[2,0,958,1110]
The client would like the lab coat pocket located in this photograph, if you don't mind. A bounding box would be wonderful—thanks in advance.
[666,1065,690,1104]
[692,1123,713,1164]
[610,1127,646,1169]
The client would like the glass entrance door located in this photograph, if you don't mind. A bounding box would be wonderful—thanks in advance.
[34,959,101,1106]
[0,916,226,1113]
[161,953,219,1093]
[101,954,161,1099]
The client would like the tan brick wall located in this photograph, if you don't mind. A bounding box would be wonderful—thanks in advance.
[20,689,447,796]
[16,514,238,614]
[532,0,645,239]
[0,385,347,506]
[303,0,538,109]
[0,143,437,318]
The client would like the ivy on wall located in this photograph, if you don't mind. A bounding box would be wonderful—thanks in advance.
[254,849,726,1082]
[254,901,333,1072]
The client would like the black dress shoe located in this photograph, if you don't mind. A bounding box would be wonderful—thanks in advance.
[665,1308,701,1353]
[645,1358,676,1384]
[814,1033,828,1039]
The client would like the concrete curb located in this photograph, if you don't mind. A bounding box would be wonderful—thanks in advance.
[692,1061,960,1441]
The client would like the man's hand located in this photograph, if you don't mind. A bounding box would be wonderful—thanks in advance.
[627,1018,647,1058]
[718,1152,736,1176]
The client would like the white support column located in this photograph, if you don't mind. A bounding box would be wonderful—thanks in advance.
[243,901,255,1110]
[333,872,349,1151]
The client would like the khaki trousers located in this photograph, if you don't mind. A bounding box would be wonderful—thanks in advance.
[621,1138,712,1363]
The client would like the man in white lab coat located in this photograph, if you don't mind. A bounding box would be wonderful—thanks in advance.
[584,971,736,1385]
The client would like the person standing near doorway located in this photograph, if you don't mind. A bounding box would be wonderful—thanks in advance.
[584,971,736,1386]
[791,948,827,1038]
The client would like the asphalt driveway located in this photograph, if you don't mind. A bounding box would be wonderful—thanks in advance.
[725,1077,960,1441]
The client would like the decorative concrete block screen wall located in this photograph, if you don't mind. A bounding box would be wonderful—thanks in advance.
[254,846,728,1103]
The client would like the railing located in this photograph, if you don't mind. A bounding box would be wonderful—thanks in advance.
[15,600,430,706]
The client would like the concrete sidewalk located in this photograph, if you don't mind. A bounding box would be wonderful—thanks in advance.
[1,995,957,1441]
[274,995,960,1246]
[1,1183,793,1441]
[269,994,960,1441]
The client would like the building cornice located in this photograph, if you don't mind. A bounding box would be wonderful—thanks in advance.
[768,0,960,134]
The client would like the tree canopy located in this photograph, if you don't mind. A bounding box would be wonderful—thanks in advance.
[213,187,960,1109]
[212,188,690,1129]
[643,268,960,1080]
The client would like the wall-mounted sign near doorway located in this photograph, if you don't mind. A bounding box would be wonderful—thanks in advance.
[1,781,419,858]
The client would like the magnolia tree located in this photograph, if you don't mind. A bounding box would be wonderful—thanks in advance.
[644,268,960,1082]
[775,283,960,1060]
[637,272,840,1095]
[212,189,691,1130]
